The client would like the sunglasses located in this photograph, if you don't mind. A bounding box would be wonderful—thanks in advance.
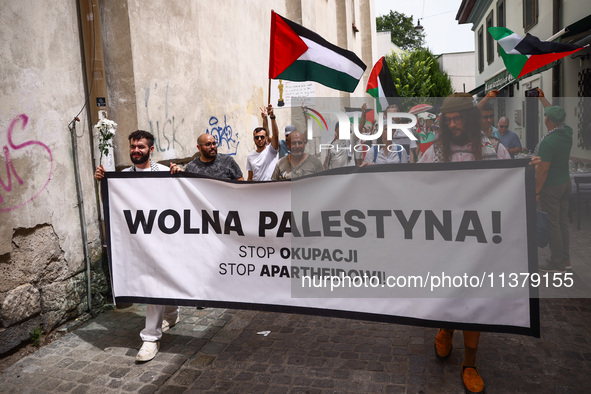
[254,136,266,140]
[200,141,217,147]
[498,125,508,129]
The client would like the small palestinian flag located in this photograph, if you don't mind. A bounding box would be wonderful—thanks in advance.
[489,27,586,79]
[366,57,399,113]
[269,11,366,93]
[345,107,374,127]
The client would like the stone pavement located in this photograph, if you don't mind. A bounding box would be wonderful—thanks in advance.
[1,216,590,393]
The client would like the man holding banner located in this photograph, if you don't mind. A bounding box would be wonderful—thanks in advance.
[95,130,180,363]
[171,134,243,181]
[271,130,323,180]
[419,93,510,394]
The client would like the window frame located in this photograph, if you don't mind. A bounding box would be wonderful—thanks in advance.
[496,0,505,55]
[523,0,538,31]
[486,11,494,65]
[478,26,484,73]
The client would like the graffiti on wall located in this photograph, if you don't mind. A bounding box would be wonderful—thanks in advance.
[1,114,53,212]
[145,82,185,153]
[206,115,239,156]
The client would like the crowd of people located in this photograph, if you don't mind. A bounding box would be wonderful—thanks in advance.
[94,90,572,394]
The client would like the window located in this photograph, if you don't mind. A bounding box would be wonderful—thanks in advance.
[486,11,494,65]
[478,26,484,73]
[497,0,505,55]
[523,0,538,31]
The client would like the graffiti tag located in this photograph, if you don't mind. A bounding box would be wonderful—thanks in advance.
[1,114,53,212]
[145,82,185,153]
[206,116,239,155]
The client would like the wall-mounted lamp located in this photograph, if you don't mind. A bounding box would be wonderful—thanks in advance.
[414,19,424,32]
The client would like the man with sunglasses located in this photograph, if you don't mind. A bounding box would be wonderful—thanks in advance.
[246,105,279,181]
[480,103,502,142]
[171,134,243,181]
[497,116,522,158]
[477,90,502,147]
[419,93,510,394]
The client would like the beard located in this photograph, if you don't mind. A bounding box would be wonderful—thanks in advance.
[130,151,150,165]
[201,147,217,160]
[443,126,470,146]
[450,132,470,146]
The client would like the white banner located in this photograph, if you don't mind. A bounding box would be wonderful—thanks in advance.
[104,161,539,336]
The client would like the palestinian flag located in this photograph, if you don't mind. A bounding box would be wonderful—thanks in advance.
[345,107,374,127]
[269,11,366,93]
[366,57,399,113]
[489,27,586,79]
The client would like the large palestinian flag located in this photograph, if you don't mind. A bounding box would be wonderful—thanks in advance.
[269,11,366,93]
[366,57,399,113]
[489,27,586,79]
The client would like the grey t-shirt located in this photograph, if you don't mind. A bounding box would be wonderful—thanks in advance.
[185,154,243,180]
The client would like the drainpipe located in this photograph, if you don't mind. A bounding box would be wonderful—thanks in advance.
[69,118,94,317]
[75,0,110,316]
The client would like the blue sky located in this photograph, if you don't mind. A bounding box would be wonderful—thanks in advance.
[375,0,475,54]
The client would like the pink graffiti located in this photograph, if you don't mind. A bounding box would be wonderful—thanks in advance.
[0,114,53,212]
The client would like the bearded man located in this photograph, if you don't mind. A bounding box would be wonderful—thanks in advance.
[94,130,180,363]
[418,93,510,394]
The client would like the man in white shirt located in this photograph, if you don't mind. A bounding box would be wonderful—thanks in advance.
[94,130,179,363]
[246,104,279,181]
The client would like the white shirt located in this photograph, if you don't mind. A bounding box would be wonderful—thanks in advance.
[246,144,278,181]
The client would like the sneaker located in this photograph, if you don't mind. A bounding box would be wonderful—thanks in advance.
[136,341,159,362]
[538,260,565,273]
[434,329,453,360]
[161,315,180,332]
[565,260,572,270]
[461,364,485,393]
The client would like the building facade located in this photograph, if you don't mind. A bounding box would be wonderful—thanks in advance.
[0,0,376,355]
[457,0,591,159]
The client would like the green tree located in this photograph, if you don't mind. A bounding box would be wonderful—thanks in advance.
[376,11,425,50]
[385,48,453,108]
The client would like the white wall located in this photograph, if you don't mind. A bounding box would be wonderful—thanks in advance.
[0,0,103,353]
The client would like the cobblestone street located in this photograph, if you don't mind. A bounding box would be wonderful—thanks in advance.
[1,215,590,393]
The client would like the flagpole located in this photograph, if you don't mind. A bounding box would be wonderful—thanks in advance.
[268,79,271,106]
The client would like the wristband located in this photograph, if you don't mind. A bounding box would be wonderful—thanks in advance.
[270,116,276,119]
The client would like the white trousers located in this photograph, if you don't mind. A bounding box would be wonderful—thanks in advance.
[140,304,179,342]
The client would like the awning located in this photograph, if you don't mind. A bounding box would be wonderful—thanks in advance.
[469,83,485,96]
[485,70,515,92]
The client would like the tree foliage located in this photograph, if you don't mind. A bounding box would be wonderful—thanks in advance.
[385,48,454,108]
[376,11,425,50]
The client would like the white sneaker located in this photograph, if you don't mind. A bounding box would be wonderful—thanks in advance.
[162,315,180,332]
[136,341,159,362]
[565,261,572,270]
